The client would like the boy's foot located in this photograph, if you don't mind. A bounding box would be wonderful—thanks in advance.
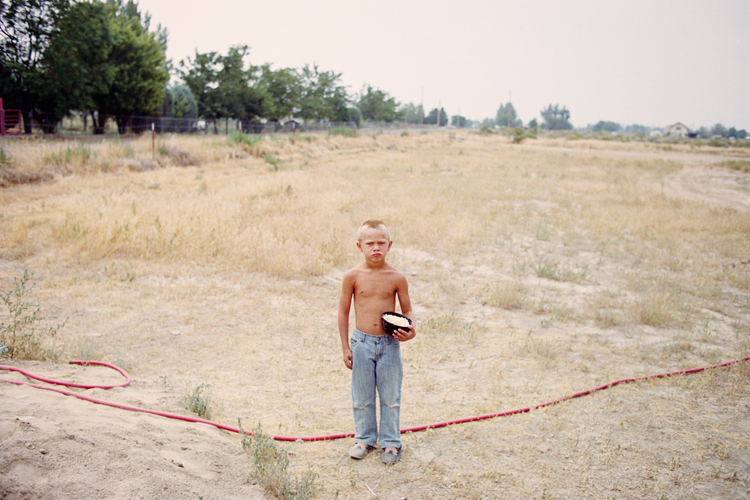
[349,443,375,459]
[381,447,401,465]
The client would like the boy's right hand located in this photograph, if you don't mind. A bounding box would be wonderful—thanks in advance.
[343,347,353,370]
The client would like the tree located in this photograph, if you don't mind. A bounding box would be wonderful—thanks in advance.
[257,64,301,121]
[162,84,197,124]
[624,124,649,135]
[215,45,263,122]
[357,85,400,122]
[451,115,468,128]
[181,45,264,131]
[42,0,169,134]
[0,0,68,133]
[106,1,169,133]
[399,102,423,124]
[528,118,538,129]
[710,123,726,138]
[43,0,116,133]
[495,102,521,128]
[425,107,447,126]
[346,106,361,126]
[592,120,620,132]
[540,104,572,130]
[297,64,349,122]
[180,50,221,122]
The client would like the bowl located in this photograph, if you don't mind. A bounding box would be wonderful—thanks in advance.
[381,312,412,335]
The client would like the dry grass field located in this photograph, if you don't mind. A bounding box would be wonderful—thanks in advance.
[1,130,749,499]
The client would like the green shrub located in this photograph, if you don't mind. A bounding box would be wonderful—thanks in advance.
[185,383,212,419]
[0,147,11,166]
[329,126,357,137]
[1,270,66,360]
[239,421,316,500]
[264,153,283,171]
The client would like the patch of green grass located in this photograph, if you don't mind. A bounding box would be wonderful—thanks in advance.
[229,131,262,147]
[0,147,11,166]
[329,126,357,137]
[534,260,588,283]
[264,153,284,171]
[716,159,750,173]
[48,144,93,166]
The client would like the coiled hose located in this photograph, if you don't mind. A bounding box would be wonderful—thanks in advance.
[1,357,748,442]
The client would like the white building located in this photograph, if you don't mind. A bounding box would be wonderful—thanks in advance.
[663,123,690,137]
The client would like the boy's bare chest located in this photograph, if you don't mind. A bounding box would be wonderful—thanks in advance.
[354,276,397,300]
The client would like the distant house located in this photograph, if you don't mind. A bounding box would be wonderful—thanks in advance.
[663,122,690,137]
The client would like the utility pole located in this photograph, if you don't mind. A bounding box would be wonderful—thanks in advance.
[508,91,511,128]
[420,87,424,125]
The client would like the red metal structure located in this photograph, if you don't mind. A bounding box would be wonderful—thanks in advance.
[0,98,22,135]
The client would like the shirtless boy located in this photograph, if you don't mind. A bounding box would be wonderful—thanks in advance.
[338,220,416,465]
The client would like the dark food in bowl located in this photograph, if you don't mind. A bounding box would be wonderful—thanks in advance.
[381,312,412,335]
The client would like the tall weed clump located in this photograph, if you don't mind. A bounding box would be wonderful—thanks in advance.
[185,383,212,419]
[239,421,316,500]
[0,270,65,360]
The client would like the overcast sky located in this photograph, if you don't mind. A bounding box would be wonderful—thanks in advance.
[139,0,750,130]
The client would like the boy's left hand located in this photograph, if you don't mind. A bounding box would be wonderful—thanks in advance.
[393,326,415,342]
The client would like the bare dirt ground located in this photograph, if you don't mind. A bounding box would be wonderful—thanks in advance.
[1,133,749,500]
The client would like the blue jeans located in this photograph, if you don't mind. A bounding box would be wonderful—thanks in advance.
[351,328,403,449]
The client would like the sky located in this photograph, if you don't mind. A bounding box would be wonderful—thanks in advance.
[138,0,750,130]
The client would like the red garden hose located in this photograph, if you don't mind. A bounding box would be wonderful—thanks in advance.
[1,357,748,442]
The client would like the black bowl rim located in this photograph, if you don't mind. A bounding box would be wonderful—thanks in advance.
[381,312,412,331]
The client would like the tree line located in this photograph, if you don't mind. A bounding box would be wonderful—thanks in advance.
[4,1,743,137]
[0,0,435,135]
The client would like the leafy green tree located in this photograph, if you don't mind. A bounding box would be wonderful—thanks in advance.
[181,45,264,131]
[107,2,169,133]
[346,106,361,126]
[495,102,521,128]
[163,84,197,119]
[42,0,168,134]
[528,118,538,129]
[540,103,572,130]
[399,102,423,124]
[711,123,726,138]
[257,64,301,121]
[357,85,400,122]
[451,115,468,128]
[180,50,221,121]
[592,120,620,132]
[425,107,448,126]
[215,45,263,122]
[737,129,747,139]
[0,0,69,133]
[624,124,649,134]
[297,64,349,122]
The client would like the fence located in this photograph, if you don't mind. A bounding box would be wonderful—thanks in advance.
[0,98,22,136]
[7,111,435,137]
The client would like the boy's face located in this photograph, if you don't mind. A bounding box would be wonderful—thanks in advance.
[357,227,392,262]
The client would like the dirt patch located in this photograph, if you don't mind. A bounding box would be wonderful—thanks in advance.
[1,134,749,499]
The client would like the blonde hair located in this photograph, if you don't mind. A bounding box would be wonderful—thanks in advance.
[357,220,391,242]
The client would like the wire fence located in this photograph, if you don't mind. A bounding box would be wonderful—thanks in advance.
[6,112,438,137]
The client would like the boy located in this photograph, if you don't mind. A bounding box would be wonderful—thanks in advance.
[338,220,416,465]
